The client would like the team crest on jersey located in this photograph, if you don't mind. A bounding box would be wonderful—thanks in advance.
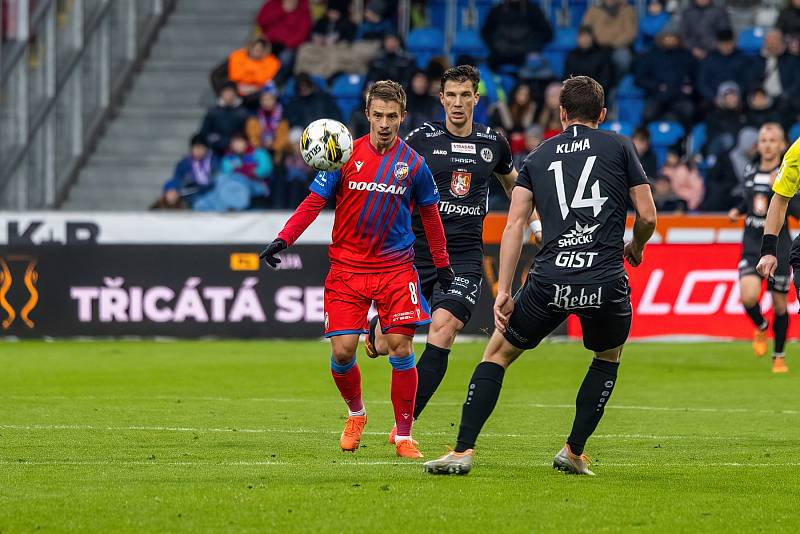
[394,161,409,183]
[481,148,493,163]
[450,171,472,198]
[753,193,768,216]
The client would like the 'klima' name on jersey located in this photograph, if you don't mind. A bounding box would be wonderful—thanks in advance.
[556,138,591,154]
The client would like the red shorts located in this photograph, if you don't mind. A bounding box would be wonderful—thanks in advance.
[323,266,431,338]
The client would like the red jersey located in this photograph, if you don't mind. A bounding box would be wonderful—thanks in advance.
[309,135,440,272]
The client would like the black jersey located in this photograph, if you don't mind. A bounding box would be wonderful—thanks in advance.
[406,121,514,267]
[738,163,798,257]
[516,124,648,284]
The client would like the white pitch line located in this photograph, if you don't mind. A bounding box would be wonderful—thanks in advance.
[0,424,778,441]
[3,395,798,416]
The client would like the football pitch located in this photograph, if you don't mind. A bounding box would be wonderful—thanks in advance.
[1,340,799,533]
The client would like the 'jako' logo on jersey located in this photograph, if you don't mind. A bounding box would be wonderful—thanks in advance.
[450,171,472,198]
[348,181,408,195]
[558,221,599,247]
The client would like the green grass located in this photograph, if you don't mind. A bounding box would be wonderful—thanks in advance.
[1,341,799,533]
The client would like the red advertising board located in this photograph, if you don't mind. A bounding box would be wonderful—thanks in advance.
[567,244,800,340]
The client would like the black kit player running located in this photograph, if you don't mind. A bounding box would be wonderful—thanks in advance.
[424,76,657,476]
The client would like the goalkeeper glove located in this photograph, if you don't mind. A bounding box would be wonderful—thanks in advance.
[437,265,455,292]
[260,238,287,269]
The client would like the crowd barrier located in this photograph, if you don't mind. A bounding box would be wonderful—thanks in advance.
[0,213,789,340]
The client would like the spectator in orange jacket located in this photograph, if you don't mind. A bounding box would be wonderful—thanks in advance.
[228,39,281,103]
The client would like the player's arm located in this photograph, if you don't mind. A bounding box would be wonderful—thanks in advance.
[495,186,535,332]
[625,184,657,267]
[260,170,338,268]
[758,144,800,277]
[413,161,454,290]
[496,169,542,245]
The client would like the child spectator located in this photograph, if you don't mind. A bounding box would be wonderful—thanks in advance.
[246,82,290,163]
[227,38,281,105]
[491,83,537,135]
[632,127,658,179]
[660,149,705,210]
[746,87,781,128]
[200,81,250,156]
[651,175,688,212]
[157,134,218,209]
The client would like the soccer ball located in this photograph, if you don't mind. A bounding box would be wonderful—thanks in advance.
[300,119,353,171]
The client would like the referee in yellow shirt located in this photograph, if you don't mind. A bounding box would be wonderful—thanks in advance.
[757,137,800,372]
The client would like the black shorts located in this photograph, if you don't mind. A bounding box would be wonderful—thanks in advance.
[738,253,791,293]
[418,262,482,325]
[503,275,632,352]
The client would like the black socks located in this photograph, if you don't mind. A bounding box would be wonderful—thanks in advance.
[455,361,505,453]
[413,343,450,419]
[744,304,768,331]
[774,312,789,354]
[567,358,620,456]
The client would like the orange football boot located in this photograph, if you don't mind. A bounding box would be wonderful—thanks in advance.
[340,415,367,452]
[396,438,423,459]
[772,357,789,373]
[752,329,768,358]
[387,425,418,446]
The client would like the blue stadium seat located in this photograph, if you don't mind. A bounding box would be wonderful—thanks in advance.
[542,28,577,79]
[451,29,487,62]
[687,123,707,157]
[648,121,685,168]
[738,27,765,56]
[615,76,644,126]
[600,121,634,138]
[406,28,446,69]
[281,74,327,104]
[790,122,800,142]
[331,73,365,120]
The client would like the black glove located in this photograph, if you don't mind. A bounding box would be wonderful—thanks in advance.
[437,265,455,292]
[259,238,287,269]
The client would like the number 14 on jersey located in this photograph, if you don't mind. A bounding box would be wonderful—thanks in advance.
[549,156,608,219]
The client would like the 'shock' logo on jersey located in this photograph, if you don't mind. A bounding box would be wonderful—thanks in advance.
[394,161,409,183]
[450,171,472,198]
[558,222,600,247]
[451,142,476,154]
[550,284,603,310]
[480,148,493,163]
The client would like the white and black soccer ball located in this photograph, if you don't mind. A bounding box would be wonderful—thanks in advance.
[300,119,353,172]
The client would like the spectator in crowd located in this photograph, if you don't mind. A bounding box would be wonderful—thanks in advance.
[581,0,638,75]
[703,128,758,211]
[284,72,342,128]
[651,175,687,212]
[257,0,312,57]
[348,82,373,139]
[491,83,537,147]
[777,0,800,39]
[403,71,440,134]
[227,39,281,107]
[200,81,250,156]
[512,124,543,170]
[277,127,317,209]
[639,0,672,50]
[311,3,357,45]
[157,134,219,210]
[246,82,290,163]
[705,81,748,156]
[632,127,658,179]
[366,33,415,88]
[195,132,273,211]
[752,29,800,124]
[746,87,782,128]
[697,29,753,105]
[635,30,696,128]
[679,0,732,60]
[481,0,553,70]
[537,81,562,139]
[360,0,397,40]
[660,149,705,210]
[563,26,615,94]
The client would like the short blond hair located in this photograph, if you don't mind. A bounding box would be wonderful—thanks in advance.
[367,80,406,112]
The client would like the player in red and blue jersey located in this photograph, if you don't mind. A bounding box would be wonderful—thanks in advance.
[260,81,454,459]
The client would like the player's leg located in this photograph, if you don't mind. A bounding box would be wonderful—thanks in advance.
[739,264,769,357]
[769,288,790,373]
[324,270,372,451]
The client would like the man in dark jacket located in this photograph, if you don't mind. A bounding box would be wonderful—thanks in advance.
[481,0,553,69]
[634,30,696,127]
[750,29,800,127]
[200,82,250,155]
[697,29,754,105]
[284,72,342,128]
[679,0,732,60]
[563,26,615,93]
[366,33,415,87]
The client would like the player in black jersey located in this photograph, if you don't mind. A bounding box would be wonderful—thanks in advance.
[363,66,537,443]
[425,76,657,476]
[728,123,796,371]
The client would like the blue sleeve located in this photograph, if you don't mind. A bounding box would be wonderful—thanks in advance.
[412,160,439,206]
[309,170,342,199]
[164,158,189,191]
[221,155,236,175]
[254,148,273,179]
